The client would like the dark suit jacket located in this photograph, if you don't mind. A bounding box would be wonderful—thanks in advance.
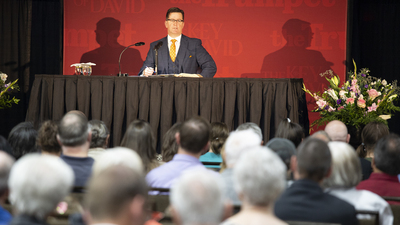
[139,35,217,78]
[274,179,359,225]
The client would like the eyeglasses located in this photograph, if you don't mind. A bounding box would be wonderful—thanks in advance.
[166,19,184,23]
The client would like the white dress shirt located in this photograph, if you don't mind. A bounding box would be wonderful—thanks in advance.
[327,187,393,225]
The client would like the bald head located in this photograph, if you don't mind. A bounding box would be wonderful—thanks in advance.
[324,120,350,143]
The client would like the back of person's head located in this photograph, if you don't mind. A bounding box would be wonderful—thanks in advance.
[9,154,74,220]
[0,135,13,156]
[311,130,332,143]
[275,118,304,147]
[120,120,156,172]
[234,147,286,207]
[170,169,225,225]
[8,122,38,159]
[266,138,296,171]
[178,116,211,154]
[162,122,182,162]
[296,137,331,182]
[236,122,263,142]
[89,120,109,149]
[57,112,89,147]
[324,120,349,142]
[37,120,61,155]
[0,152,14,197]
[85,165,147,222]
[357,122,389,158]
[92,147,143,177]
[225,130,261,168]
[323,142,361,189]
[210,122,229,155]
[373,133,400,176]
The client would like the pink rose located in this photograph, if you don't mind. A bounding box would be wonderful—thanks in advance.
[338,106,344,110]
[357,99,366,108]
[367,89,381,100]
[346,98,355,104]
[367,103,378,112]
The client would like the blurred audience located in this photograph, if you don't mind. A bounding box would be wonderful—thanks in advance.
[0,152,14,224]
[357,133,400,203]
[8,154,74,225]
[323,141,393,225]
[275,118,304,147]
[222,130,261,205]
[85,165,147,225]
[0,135,13,156]
[200,122,229,169]
[170,169,228,225]
[146,116,213,189]
[57,112,94,187]
[161,122,182,162]
[222,147,287,225]
[88,120,110,161]
[266,138,296,184]
[356,122,389,161]
[310,130,331,143]
[121,120,161,174]
[8,122,38,159]
[274,138,358,225]
[236,122,263,144]
[37,120,61,156]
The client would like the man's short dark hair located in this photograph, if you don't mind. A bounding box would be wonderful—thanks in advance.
[179,116,210,154]
[166,7,184,20]
[374,133,400,175]
[297,137,331,182]
[85,165,147,220]
[58,113,89,147]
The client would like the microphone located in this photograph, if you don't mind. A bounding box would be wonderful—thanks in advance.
[154,41,163,75]
[118,42,145,76]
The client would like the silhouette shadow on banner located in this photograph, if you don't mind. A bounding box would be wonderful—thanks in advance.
[243,19,334,129]
[80,17,143,76]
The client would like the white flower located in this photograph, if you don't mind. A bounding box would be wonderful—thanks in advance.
[326,89,338,100]
[359,94,364,100]
[351,92,356,98]
[388,94,398,102]
[0,73,7,82]
[382,79,387,86]
[339,90,348,99]
[379,115,391,120]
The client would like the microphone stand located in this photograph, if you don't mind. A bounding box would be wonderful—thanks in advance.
[118,42,145,76]
[155,49,159,75]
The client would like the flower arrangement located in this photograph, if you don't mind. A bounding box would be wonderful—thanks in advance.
[0,71,20,109]
[303,61,400,128]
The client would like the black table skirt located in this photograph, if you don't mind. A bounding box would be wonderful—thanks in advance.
[26,75,309,149]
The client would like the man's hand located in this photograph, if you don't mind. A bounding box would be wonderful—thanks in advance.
[143,67,154,77]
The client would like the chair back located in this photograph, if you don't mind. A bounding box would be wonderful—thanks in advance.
[382,196,400,225]
[356,210,379,225]
[286,221,340,225]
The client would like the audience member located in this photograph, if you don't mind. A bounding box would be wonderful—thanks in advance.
[266,138,296,183]
[92,147,143,176]
[325,120,373,180]
[88,120,109,161]
[161,122,182,162]
[324,120,350,142]
[356,122,389,160]
[357,134,400,204]
[323,142,393,225]
[8,154,74,225]
[170,169,228,225]
[236,122,263,144]
[146,116,213,189]
[8,122,38,159]
[310,130,331,142]
[222,148,287,225]
[37,120,62,156]
[275,118,304,147]
[221,130,262,205]
[0,152,14,224]
[85,165,147,225]
[121,120,161,173]
[0,135,13,156]
[200,122,229,169]
[274,138,358,225]
[57,112,94,187]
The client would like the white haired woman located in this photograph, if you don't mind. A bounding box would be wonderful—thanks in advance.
[323,141,393,225]
[221,146,287,225]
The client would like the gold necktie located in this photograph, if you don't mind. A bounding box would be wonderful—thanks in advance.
[170,39,177,62]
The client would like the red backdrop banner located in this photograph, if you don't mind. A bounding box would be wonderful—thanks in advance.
[63,0,347,127]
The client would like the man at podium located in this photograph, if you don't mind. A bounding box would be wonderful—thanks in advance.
[139,7,217,78]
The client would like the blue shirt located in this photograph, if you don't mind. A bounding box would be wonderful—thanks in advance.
[60,155,94,187]
[146,154,209,189]
[200,152,222,169]
[0,205,12,225]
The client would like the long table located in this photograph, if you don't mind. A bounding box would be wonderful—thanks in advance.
[26,75,309,149]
